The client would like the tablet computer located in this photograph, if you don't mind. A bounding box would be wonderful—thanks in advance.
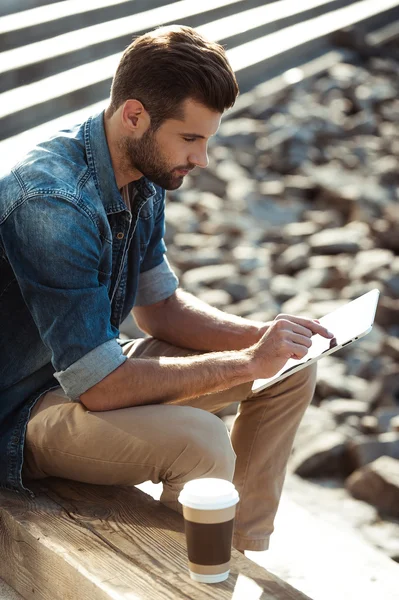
[251,288,380,395]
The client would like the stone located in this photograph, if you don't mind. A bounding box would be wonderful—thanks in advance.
[361,520,399,562]
[181,264,237,289]
[282,221,320,240]
[292,405,337,453]
[296,265,343,290]
[222,278,251,302]
[189,168,227,198]
[347,432,399,470]
[308,227,362,255]
[232,245,264,273]
[390,416,399,433]
[274,243,310,275]
[320,399,370,423]
[164,202,198,238]
[376,297,399,329]
[359,415,379,435]
[316,366,369,400]
[258,179,284,197]
[200,210,253,235]
[351,249,395,281]
[290,430,348,478]
[217,118,264,147]
[374,409,399,434]
[270,275,300,302]
[169,247,223,270]
[196,288,232,309]
[345,456,399,518]
[246,193,305,227]
[215,159,249,183]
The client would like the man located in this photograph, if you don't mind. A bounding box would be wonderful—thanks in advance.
[0,25,332,553]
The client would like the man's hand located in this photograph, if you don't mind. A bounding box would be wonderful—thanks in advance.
[246,314,334,380]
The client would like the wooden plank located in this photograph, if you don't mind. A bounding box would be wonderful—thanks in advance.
[0,479,312,600]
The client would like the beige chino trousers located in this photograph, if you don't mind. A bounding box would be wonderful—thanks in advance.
[23,337,317,551]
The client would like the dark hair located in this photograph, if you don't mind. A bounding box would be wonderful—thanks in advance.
[106,25,239,129]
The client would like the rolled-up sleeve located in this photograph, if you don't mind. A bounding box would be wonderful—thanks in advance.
[135,256,179,306]
[54,338,126,399]
[2,194,124,400]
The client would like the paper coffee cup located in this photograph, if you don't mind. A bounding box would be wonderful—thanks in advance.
[178,478,239,584]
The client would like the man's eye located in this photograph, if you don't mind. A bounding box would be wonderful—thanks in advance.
[183,137,196,142]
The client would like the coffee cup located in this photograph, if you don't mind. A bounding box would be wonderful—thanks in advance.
[178,478,239,584]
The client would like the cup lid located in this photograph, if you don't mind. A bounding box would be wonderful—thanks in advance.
[178,478,239,510]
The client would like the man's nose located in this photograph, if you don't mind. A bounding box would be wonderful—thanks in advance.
[189,150,208,169]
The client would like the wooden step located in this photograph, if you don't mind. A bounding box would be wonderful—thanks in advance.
[0,478,312,600]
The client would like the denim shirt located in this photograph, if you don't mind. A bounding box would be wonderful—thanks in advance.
[0,111,179,495]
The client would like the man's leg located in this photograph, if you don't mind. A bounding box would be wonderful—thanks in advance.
[23,376,236,513]
[24,337,316,551]
[122,338,318,551]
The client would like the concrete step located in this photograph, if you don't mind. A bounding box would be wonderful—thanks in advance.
[0,16,394,176]
[0,0,398,142]
[0,0,266,93]
[1,0,264,51]
[2,0,391,140]
[0,0,349,120]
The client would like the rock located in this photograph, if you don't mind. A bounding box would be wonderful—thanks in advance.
[274,243,310,274]
[270,275,300,302]
[308,227,362,254]
[320,399,370,423]
[390,416,399,433]
[361,520,399,562]
[169,247,223,270]
[374,409,399,434]
[246,193,305,227]
[296,265,343,290]
[351,249,394,281]
[165,202,198,239]
[290,430,348,477]
[215,159,249,183]
[196,288,232,309]
[292,405,337,453]
[222,278,251,302]
[376,296,399,329]
[217,118,264,147]
[370,366,399,410]
[284,175,315,199]
[346,456,399,518]
[173,232,226,250]
[360,415,379,435]
[200,210,253,235]
[232,244,264,273]
[189,168,227,198]
[258,179,284,197]
[282,220,320,240]
[182,264,237,289]
[347,432,399,470]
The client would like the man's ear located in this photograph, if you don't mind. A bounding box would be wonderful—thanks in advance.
[121,99,151,134]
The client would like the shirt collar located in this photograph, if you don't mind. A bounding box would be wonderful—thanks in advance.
[84,110,156,214]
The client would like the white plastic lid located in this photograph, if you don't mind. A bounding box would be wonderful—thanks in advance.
[178,478,239,510]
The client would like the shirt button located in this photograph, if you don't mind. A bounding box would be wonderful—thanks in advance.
[116,232,124,240]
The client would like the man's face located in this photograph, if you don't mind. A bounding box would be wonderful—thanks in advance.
[122,99,222,190]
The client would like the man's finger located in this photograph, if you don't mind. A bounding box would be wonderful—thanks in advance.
[278,314,334,339]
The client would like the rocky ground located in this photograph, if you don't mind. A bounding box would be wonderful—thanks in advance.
[122,42,399,576]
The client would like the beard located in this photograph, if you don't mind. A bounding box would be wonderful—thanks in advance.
[120,128,193,190]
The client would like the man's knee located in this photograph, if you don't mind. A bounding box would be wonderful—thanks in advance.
[169,407,236,482]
